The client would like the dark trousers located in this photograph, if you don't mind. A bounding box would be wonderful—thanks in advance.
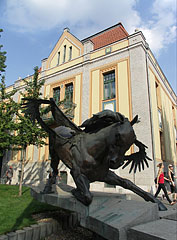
[155,183,172,203]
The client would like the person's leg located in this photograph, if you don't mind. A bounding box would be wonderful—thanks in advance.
[171,185,177,201]
[154,184,162,198]
[161,184,173,204]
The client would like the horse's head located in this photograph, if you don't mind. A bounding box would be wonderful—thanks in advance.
[108,119,136,169]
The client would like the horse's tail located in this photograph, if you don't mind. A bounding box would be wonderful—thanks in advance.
[22,98,72,146]
[22,98,55,135]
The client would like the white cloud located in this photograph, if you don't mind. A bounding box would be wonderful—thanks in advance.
[137,0,177,55]
[4,0,140,34]
[3,0,177,56]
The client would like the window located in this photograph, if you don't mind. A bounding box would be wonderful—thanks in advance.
[65,83,73,107]
[57,52,60,65]
[158,109,162,129]
[105,47,112,54]
[53,87,60,105]
[174,126,177,141]
[63,45,66,63]
[155,82,161,109]
[160,132,165,160]
[69,46,72,60]
[103,71,115,100]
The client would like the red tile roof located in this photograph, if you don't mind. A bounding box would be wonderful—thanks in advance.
[84,23,129,50]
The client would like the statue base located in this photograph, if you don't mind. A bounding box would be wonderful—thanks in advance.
[31,183,177,240]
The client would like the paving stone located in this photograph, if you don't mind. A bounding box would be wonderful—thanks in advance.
[128,219,177,240]
[159,208,177,221]
[87,200,159,240]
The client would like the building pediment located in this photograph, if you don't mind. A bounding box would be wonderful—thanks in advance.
[46,28,84,69]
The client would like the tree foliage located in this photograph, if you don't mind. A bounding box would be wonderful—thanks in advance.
[16,66,47,196]
[0,29,18,157]
[17,66,47,148]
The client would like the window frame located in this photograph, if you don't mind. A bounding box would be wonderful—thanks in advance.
[103,70,116,101]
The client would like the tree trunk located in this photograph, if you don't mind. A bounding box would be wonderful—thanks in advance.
[19,147,26,196]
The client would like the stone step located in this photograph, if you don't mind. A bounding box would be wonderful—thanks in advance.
[128,219,177,240]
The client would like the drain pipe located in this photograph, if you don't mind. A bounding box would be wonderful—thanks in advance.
[145,43,157,181]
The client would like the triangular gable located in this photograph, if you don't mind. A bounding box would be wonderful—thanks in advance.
[46,29,84,69]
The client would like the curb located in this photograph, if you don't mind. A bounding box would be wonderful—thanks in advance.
[0,219,59,240]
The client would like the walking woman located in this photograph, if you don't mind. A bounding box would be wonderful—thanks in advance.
[168,164,177,202]
[154,163,175,205]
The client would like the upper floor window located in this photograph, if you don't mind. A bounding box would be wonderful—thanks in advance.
[69,46,72,60]
[155,82,161,109]
[63,45,66,63]
[57,52,60,65]
[53,87,60,105]
[103,71,115,100]
[65,83,73,107]
[174,126,177,141]
[158,108,162,129]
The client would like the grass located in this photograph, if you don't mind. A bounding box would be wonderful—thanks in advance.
[0,184,60,235]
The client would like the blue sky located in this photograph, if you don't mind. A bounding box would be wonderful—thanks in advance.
[0,0,176,94]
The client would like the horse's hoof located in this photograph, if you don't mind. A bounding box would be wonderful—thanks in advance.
[71,189,92,206]
[158,202,167,211]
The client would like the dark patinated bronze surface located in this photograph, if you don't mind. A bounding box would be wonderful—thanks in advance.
[23,98,167,211]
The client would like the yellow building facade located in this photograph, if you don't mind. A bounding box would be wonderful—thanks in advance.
[3,23,177,193]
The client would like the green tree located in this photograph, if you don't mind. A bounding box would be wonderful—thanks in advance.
[16,66,47,196]
[0,29,18,176]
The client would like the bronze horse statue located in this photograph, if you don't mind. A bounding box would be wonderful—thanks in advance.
[23,98,167,211]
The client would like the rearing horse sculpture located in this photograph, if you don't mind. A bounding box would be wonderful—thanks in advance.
[23,98,167,211]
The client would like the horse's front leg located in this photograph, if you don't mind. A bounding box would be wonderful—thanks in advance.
[103,170,167,211]
[70,166,93,206]
[41,141,60,194]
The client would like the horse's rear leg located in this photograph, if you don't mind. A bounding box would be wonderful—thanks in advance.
[103,170,167,211]
[70,168,93,206]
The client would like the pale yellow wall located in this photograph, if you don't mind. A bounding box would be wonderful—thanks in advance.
[39,140,46,162]
[91,49,105,60]
[46,30,83,70]
[12,150,18,162]
[117,60,130,118]
[5,86,14,93]
[149,68,162,161]
[26,145,34,162]
[112,40,129,52]
[149,67,177,164]
[44,84,51,98]
[90,70,100,115]
[47,57,83,76]
[50,38,80,68]
[161,90,177,163]
[74,74,82,125]
[91,40,128,60]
